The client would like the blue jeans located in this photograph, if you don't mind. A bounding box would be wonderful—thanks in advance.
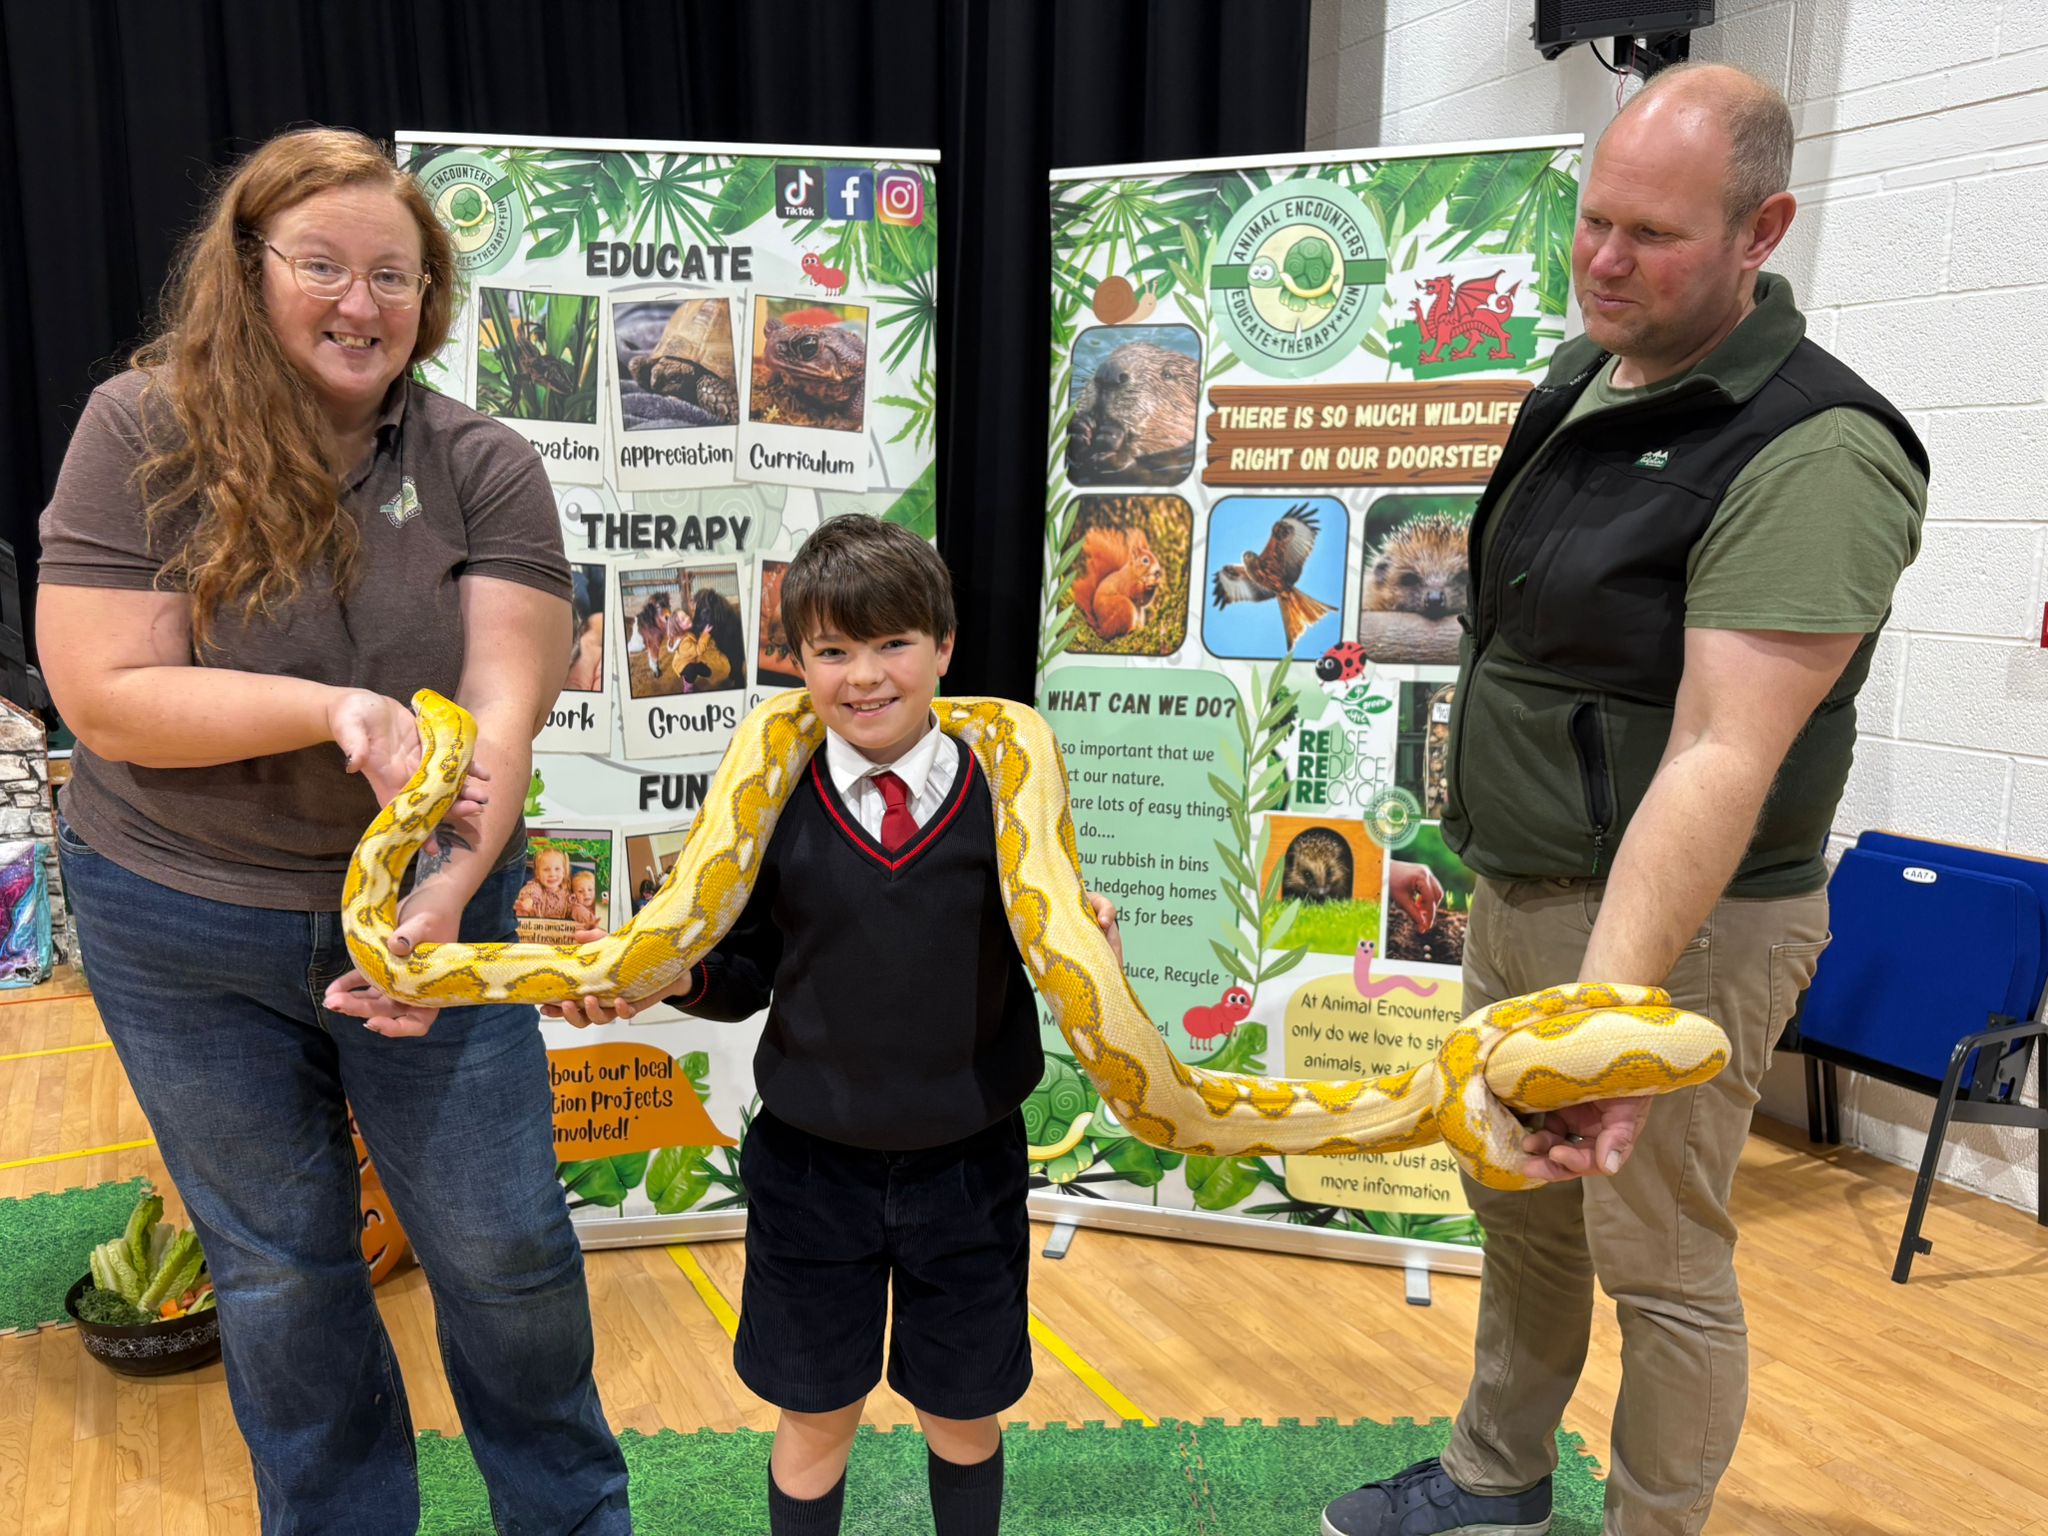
[58,817,631,1536]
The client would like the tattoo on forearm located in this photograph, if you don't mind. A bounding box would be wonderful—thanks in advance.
[416,826,473,881]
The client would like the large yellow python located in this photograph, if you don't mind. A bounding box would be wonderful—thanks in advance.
[343,690,1729,1191]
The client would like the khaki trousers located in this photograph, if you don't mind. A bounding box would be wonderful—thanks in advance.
[1438,876,1831,1536]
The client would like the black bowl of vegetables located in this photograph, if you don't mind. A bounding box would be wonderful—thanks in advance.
[65,1273,221,1375]
[65,1192,222,1377]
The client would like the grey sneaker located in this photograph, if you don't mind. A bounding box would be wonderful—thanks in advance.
[1321,1457,1552,1536]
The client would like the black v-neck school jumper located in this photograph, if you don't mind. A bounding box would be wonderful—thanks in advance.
[668,735,1045,1151]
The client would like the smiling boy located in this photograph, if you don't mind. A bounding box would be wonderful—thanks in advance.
[547,515,1118,1536]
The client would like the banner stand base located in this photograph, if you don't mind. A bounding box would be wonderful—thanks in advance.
[571,1210,746,1250]
[568,1201,1483,1279]
[1024,1192,1484,1277]
[1404,1260,1434,1306]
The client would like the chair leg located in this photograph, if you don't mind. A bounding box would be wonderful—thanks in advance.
[1893,1046,1972,1284]
[1804,1056,1823,1143]
[1823,1060,1842,1145]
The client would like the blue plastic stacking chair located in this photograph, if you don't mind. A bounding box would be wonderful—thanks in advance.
[1782,831,2048,1281]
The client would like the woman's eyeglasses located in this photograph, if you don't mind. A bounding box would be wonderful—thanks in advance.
[265,242,430,309]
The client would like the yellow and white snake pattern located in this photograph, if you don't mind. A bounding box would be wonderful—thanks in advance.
[343,690,1729,1191]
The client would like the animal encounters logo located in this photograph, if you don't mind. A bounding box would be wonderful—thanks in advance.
[380,476,422,529]
[417,151,524,278]
[1210,180,1388,380]
[1388,255,1539,380]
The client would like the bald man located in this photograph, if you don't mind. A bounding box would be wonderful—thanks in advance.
[1322,63,1928,1536]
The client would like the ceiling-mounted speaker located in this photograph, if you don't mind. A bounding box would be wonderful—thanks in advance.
[1532,1,1716,62]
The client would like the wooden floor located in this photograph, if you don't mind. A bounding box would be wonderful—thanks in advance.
[4,965,2045,1535]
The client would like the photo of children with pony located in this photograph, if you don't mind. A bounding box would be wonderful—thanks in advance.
[619,564,747,702]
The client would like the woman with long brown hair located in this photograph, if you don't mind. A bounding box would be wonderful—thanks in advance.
[36,127,631,1532]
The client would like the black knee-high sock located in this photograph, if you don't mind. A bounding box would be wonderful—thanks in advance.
[769,1466,846,1536]
[928,1441,1005,1536]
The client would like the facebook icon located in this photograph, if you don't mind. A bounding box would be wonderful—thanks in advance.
[825,167,873,221]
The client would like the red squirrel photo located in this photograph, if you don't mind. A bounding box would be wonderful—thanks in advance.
[1070,524,1164,641]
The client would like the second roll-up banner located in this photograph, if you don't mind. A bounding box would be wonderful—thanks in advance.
[1033,134,1581,1272]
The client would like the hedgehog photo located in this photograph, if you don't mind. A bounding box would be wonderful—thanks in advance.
[1360,510,1472,623]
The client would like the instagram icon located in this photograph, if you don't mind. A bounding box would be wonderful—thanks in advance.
[877,170,925,227]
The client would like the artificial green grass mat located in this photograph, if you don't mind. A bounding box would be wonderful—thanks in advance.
[418,1418,1606,1534]
[0,1177,151,1334]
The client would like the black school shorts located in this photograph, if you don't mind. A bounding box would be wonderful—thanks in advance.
[734,1105,1033,1419]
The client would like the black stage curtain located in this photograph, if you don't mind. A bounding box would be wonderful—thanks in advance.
[0,0,1308,706]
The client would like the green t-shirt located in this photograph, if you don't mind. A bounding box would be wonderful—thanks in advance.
[1561,358,1928,635]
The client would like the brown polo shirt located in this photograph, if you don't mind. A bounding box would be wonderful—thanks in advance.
[38,368,569,909]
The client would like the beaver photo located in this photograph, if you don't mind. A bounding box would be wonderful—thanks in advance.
[1067,340,1200,486]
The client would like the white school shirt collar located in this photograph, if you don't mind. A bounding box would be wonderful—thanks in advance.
[822,709,954,811]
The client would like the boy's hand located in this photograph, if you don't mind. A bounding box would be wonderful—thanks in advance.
[543,993,647,1027]
[1086,891,1124,968]
[539,926,651,1027]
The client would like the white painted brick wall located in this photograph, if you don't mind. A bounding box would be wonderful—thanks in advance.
[2008,0,2048,56]
[1769,182,1951,309]
[1917,406,2048,521]
[1835,291,2048,409]
[1789,0,2001,98]
[1889,524,2042,639]
[1310,0,2048,1215]
[1951,163,2048,290]
[1833,737,2011,847]
[1383,0,1509,115]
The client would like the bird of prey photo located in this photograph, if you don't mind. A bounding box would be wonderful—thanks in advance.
[1210,502,1336,650]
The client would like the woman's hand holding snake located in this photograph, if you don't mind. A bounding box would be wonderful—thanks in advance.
[328,687,489,858]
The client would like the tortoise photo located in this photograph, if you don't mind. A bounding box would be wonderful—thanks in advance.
[625,299,739,424]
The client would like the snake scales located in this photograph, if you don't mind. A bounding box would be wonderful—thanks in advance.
[343,690,1729,1191]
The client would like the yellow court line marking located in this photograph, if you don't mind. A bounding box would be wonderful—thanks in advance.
[0,1041,113,1063]
[0,1138,156,1171]
[667,1243,740,1341]
[1029,1311,1156,1426]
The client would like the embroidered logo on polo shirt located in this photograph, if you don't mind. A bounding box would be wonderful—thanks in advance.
[380,476,422,528]
[1635,448,1671,470]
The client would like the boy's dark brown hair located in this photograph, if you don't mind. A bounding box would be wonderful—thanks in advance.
[780,515,956,653]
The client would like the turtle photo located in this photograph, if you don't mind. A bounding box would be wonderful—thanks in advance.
[626,299,739,424]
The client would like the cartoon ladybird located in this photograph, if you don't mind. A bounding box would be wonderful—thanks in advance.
[1315,641,1370,696]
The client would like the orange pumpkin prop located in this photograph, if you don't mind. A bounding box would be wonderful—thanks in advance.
[349,1109,412,1285]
